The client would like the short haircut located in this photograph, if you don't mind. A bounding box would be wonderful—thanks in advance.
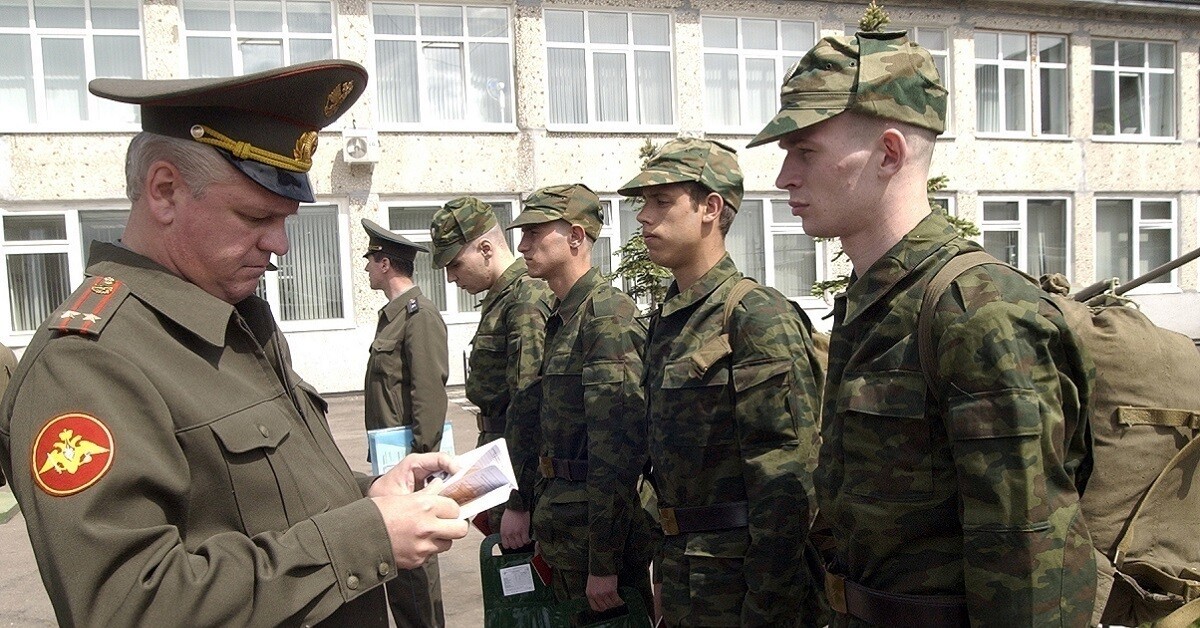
[125,132,233,202]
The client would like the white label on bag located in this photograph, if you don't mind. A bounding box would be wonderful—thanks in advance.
[499,563,536,596]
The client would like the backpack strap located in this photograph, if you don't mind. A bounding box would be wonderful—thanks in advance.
[917,251,1003,393]
[723,278,760,335]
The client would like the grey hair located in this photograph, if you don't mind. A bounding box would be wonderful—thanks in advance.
[125,132,233,202]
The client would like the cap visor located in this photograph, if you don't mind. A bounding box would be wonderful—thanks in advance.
[220,150,314,203]
[506,211,560,231]
[617,169,698,197]
[431,244,462,269]
[747,108,843,148]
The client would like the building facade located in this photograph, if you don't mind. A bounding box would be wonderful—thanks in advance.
[2,0,1198,392]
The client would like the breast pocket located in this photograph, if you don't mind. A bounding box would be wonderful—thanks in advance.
[836,370,933,500]
[658,357,733,448]
[368,337,398,373]
[210,410,293,535]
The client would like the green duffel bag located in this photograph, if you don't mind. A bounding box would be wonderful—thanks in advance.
[480,534,555,628]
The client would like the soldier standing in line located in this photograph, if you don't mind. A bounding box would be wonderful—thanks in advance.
[428,196,553,540]
[0,343,15,487]
[751,30,1095,627]
[500,184,655,615]
[361,218,450,627]
[618,138,824,627]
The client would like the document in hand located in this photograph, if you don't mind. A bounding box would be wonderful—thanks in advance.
[438,438,519,520]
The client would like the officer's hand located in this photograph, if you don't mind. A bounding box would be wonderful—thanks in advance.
[368,452,459,497]
[586,574,622,612]
[500,508,531,549]
[373,479,468,569]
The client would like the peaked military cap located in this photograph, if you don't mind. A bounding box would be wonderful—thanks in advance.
[748,31,947,147]
[508,184,603,240]
[362,218,428,262]
[618,137,745,212]
[89,60,368,203]
[429,197,499,269]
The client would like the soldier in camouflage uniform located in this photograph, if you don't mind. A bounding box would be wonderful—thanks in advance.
[749,31,1096,627]
[618,138,823,627]
[429,196,553,539]
[501,184,655,616]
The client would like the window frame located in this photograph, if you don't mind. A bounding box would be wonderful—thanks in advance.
[260,200,356,332]
[974,30,1070,138]
[754,196,827,304]
[978,195,1072,279]
[1093,197,1178,294]
[543,8,676,132]
[1091,38,1177,141]
[178,0,338,80]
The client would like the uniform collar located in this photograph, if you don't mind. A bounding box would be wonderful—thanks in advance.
[479,258,529,314]
[381,285,422,321]
[840,210,958,326]
[660,254,739,318]
[552,266,604,325]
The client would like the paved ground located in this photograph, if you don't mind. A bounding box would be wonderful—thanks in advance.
[0,388,489,627]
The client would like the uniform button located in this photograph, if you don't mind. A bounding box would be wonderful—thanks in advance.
[378,562,391,577]
[346,574,360,590]
[258,424,270,438]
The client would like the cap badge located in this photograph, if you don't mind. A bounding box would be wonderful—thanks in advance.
[32,413,114,497]
[294,131,319,164]
[324,80,355,117]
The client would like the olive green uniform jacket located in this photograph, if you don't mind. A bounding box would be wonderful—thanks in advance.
[818,212,1095,627]
[363,286,448,454]
[644,255,822,627]
[0,342,16,487]
[0,243,394,627]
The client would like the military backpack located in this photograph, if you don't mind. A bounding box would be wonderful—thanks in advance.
[917,251,1200,628]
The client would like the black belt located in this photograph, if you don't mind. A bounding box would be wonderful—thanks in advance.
[475,412,505,434]
[825,571,967,628]
[539,456,588,481]
[658,501,748,536]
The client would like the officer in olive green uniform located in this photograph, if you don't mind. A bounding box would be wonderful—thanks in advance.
[0,61,468,626]
[619,139,824,627]
[502,184,655,616]
[751,32,1095,627]
[0,343,15,487]
[429,197,552,537]
[361,218,449,627]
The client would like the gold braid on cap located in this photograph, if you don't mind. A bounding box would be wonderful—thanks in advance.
[189,124,317,173]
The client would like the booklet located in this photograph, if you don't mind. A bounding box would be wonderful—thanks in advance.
[436,439,519,520]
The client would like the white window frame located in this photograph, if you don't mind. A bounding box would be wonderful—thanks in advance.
[179,0,337,78]
[757,197,827,304]
[0,0,143,132]
[979,196,1072,279]
[261,200,355,332]
[1091,38,1176,140]
[1094,197,1178,294]
[700,14,815,134]
[369,2,516,131]
[543,8,675,132]
[974,31,1069,138]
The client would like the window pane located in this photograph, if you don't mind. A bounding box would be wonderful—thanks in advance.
[1027,199,1066,276]
[746,57,776,126]
[915,28,945,51]
[771,201,802,223]
[1148,73,1174,137]
[743,19,777,50]
[773,233,815,298]
[286,0,330,33]
[1003,67,1026,131]
[1139,228,1171,283]
[377,40,418,123]
[92,36,142,123]
[469,42,511,123]
[389,207,438,231]
[1092,70,1114,134]
[413,250,446,311]
[1141,200,1171,221]
[1118,40,1144,67]
[702,16,736,48]
[975,64,999,131]
[467,6,507,38]
[4,215,67,240]
[239,38,283,73]
[278,205,342,321]
[235,0,281,32]
[590,12,627,45]
[373,3,414,36]
[187,37,234,77]
[594,51,628,122]
[1093,39,1114,65]
[79,210,129,258]
[547,47,585,124]
[290,38,332,63]
[185,0,231,30]
[632,13,668,46]
[0,0,29,27]
[34,0,84,28]
[456,282,475,313]
[983,201,1018,221]
[7,252,70,332]
[1040,66,1067,134]
[423,43,465,121]
[1118,73,1143,134]
[1096,199,1132,281]
[984,230,1019,266]
[618,199,639,245]
[727,201,764,281]
[1148,42,1173,69]
[976,31,998,60]
[781,21,815,52]
[42,38,87,123]
[703,53,738,126]
[0,35,35,124]
[1000,33,1026,61]
[590,237,612,276]
[1039,35,1066,64]
[92,0,139,29]
[545,10,583,44]
[635,50,671,125]
[420,4,462,37]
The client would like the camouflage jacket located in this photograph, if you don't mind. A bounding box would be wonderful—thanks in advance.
[363,286,449,453]
[817,212,1095,627]
[465,260,552,501]
[506,268,649,575]
[644,254,822,627]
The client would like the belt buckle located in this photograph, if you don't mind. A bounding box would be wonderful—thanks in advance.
[825,571,848,615]
[539,456,554,479]
[659,507,679,536]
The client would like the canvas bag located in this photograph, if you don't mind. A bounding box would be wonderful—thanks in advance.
[917,251,1200,627]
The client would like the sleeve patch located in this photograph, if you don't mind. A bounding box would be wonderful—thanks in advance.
[31,413,114,496]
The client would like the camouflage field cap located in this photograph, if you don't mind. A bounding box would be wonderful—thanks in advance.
[747,31,947,148]
[618,138,745,212]
[429,196,499,268]
[89,60,368,203]
[362,218,427,262]
[508,184,603,240]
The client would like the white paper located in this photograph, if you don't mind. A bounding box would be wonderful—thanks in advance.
[437,439,518,520]
[499,563,536,596]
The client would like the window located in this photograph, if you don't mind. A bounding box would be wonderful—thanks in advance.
[1092,39,1175,138]
[702,16,814,131]
[1095,198,1175,290]
[975,31,1068,136]
[0,0,142,129]
[2,208,129,338]
[544,9,673,128]
[980,198,1068,277]
[743,198,824,299]
[372,3,513,127]
[181,0,335,78]
[256,204,350,326]
[386,200,516,318]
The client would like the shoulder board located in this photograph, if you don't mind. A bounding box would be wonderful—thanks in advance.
[48,276,129,337]
[406,298,419,314]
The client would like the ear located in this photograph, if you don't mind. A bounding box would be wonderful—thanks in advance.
[477,237,493,259]
[568,224,588,249]
[378,256,392,273]
[878,128,908,177]
[699,192,723,224]
[144,160,186,225]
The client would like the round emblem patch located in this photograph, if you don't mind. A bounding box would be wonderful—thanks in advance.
[31,413,114,497]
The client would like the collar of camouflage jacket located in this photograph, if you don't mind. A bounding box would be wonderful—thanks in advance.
[660,253,740,319]
[478,257,529,315]
[552,266,604,326]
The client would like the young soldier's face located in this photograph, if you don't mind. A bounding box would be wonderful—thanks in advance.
[444,243,492,295]
[774,113,876,241]
[636,183,706,271]
[517,220,573,280]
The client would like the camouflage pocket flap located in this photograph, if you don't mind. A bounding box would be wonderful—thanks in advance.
[947,388,1042,440]
[733,358,790,393]
[662,358,730,389]
[543,350,577,376]
[836,370,926,419]
[690,333,732,373]
[683,527,749,558]
[472,333,505,352]
[583,359,625,385]
[211,411,291,453]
